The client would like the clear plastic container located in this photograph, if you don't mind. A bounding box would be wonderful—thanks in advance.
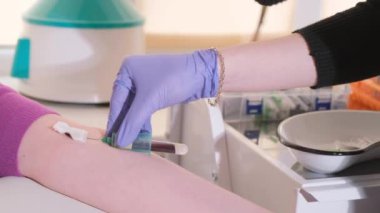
[221,85,350,123]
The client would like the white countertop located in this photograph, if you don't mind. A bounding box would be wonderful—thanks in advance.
[0,177,101,212]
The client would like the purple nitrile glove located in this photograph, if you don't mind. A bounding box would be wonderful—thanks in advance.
[107,49,219,148]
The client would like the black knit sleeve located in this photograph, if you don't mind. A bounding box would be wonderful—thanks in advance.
[295,0,380,88]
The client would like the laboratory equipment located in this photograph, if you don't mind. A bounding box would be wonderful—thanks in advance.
[170,87,380,213]
[278,110,380,174]
[220,86,349,123]
[11,0,144,103]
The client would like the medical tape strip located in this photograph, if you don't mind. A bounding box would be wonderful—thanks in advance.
[53,121,88,143]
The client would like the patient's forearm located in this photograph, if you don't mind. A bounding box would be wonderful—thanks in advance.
[18,114,267,212]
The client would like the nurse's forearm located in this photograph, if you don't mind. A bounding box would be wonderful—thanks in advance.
[18,114,267,213]
[221,33,317,92]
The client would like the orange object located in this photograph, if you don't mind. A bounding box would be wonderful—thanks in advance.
[349,81,380,110]
[351,79,380,101]
[347,93,371,110]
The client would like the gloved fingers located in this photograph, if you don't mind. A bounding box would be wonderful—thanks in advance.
[141,116,152,133]
[107,76,133,134]
[116,94,153,148]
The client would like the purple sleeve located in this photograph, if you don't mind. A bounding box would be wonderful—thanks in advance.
[0,84,57,177]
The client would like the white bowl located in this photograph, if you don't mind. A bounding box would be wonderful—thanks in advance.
[278,110,380,174]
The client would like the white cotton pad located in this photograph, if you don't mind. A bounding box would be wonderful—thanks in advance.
[53,121,88,143]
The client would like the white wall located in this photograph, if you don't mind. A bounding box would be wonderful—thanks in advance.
[0,0,363,45]
[0,0,37,45]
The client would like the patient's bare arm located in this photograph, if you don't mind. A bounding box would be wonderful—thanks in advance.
[18,114,268,213]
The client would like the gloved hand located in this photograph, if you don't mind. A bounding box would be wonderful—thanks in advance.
[107,49,219,147]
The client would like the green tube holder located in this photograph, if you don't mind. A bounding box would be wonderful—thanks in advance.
[102,131,152,154]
